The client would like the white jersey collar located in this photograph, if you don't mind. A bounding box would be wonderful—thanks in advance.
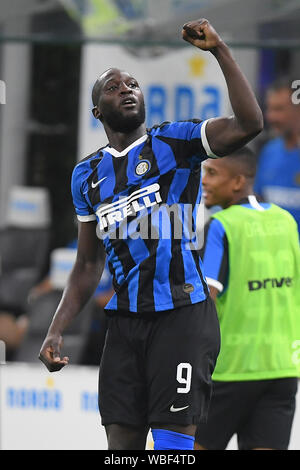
[104,134,148,158]
[248,195,265,211]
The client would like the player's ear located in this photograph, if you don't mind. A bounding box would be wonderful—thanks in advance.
[233,174,246,192]
[92,106,102,121]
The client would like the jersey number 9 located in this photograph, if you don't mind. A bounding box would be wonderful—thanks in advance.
[176,363,192,394]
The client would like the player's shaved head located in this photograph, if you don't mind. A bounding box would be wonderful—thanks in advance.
[92,68,116,106]
[92,68,128,106]
[221,147,257,180]
[202,147,257,209]
[91,67,145,134]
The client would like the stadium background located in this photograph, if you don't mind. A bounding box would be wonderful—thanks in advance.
[0,0,299,450]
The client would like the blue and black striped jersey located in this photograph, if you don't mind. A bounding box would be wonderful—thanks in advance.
[71,119,218,313]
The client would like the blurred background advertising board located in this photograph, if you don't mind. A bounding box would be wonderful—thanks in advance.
[1,362,300,450]
[0,363,104,450]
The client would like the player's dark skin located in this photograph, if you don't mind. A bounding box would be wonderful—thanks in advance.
[39,19,263,450]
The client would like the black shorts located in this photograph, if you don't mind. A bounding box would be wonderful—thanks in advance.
[195,378,298,450]
[98,297,220,427]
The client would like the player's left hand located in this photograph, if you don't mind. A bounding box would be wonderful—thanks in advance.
[182,19,223,51]
[39,333,69,373]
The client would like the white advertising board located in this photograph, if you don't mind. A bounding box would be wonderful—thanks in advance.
[0,363,299,450]
[0,363,105,450]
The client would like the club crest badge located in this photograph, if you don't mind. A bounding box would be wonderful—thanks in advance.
[135,159,150,176]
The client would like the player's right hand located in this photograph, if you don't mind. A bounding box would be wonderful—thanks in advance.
[182,19,222,51]
[38,333,69,373]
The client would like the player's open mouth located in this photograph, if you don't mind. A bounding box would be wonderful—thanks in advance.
[202,191,212,201]
[121,98,137,108]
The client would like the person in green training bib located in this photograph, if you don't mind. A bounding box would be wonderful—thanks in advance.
[194,146,300,450]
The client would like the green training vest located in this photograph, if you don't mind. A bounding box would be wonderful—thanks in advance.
[211,203,300,381]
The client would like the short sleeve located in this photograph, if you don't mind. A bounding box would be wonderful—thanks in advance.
[200,218,229,292]
[151,119,220,165]
[199,119,220,159]
[71,163,96,222]
[174,119,220,159]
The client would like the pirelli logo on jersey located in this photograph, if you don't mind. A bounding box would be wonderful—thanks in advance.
[96,183,162,231]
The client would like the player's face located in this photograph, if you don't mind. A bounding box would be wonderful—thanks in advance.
[202,159,237,209]
[96,69,145,133]
[265,89,295,135]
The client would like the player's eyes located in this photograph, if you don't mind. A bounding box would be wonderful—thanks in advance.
[107,85,118,91]
[126,80,139,89]
[203,168,214,176]
[105,81,139,93]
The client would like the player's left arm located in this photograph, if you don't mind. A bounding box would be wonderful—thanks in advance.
[182,19,263,157]
[200,218,228,303]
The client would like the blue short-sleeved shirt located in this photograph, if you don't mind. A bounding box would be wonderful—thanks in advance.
[254,137,300,234]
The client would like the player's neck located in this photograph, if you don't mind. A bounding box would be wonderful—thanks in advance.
[224,187,253,209]
[106,124,147,153]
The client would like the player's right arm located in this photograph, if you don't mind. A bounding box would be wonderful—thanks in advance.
[182,19,263,156]
[39,220,105,372]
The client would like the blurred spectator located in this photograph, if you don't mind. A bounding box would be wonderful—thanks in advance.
[0,312,29,361]
[254,77,300,234]
[0,238,113,364]
[28,238,113,366]
[0,185,51,361]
